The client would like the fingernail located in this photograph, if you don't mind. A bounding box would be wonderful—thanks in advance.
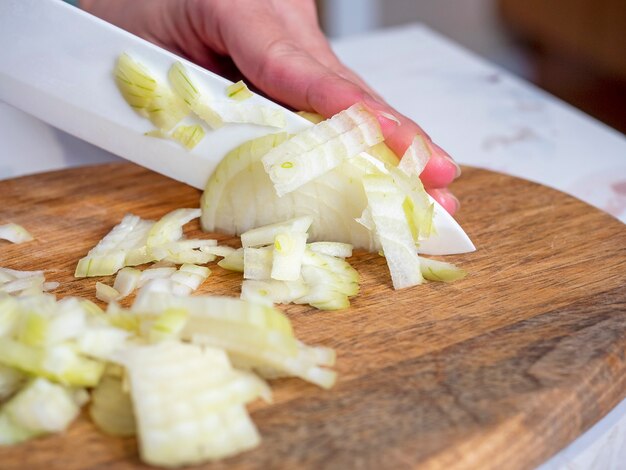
[361,95,400,133]
[449,156,462,178]
[432,142,462,178]
[449,192,461,212]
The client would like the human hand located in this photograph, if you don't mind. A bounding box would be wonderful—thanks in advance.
[82,0,461,213]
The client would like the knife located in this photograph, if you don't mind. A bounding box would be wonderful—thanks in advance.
[0,0,474,255]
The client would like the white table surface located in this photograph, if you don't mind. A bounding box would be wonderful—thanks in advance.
[1,23,625,470]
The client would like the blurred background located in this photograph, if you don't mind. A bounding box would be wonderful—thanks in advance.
[316,0,626,134]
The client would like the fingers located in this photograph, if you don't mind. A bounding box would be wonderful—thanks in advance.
[196,0,460,192]
[420,142,462,189]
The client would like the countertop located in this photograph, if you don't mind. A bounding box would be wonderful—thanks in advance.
[1,24,624,469]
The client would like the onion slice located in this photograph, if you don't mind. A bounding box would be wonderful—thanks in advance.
[398,134,431,177]
[0,223,34,244]
[262,103,384,196]
[362,174,423,289]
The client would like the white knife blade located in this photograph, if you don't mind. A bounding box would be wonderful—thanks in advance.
[0,0,474,255]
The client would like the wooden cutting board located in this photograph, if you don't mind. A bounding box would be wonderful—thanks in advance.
[0,163,624,470]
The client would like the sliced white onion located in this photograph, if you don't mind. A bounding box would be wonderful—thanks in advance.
[200,245,236,257]
[115,53,187,131]
[243,247,273,281]
[95,282,121,303]
[0,223,34,244]
[307,242,353,258]
[398,134,431,177]
[113,267,141,299]
[171,124,205,150]
[271,231,308,281]
[362,174,423,289]
[241,216,312,248]
[262,103,384,196]
[226,80,253,101]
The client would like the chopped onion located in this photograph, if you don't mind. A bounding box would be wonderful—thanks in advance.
[243,247,273,281]
[131,292,295,340]
[398,134,431,177]
[113,267,141,298]
[0,364,24,401]
[362,174,423,289]
[169,62,284,128]
[118,341,264,467]
[170,264,211,295]
[171,124,205,150]
[89,374,136,437]
[240,279,308,306]
[420,257,467,282]
[0,339,104,387]
[115,53,187,131]
[209,101,286,128]
[241,216,312,248]
[261,103,384,196]
[0,223,34,244]
[168,61,223,129]
[307,242,353,258]
[217,248,244,272]
[200,245,236,257]
[146,208,201,250]
[271,231,308,281]
[0,378,84,445]
[75,214,147,277]
[226,80,253,101]
[95,282,121,303]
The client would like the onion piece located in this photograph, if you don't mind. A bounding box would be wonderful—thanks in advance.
[209,101,286,128]
[168,61,223,129]
[241,216,312,248]
[89,374,136,437]
[420,257,467,282]
[147,308,189,343]
[271,232,308,281]
[0,223,34,244]
[0,378,85,445]
[76,327,130,361]
[113,267,141,299]
[95,282,121,303]
[261,103,384,196]
[0,339,105,387]
[398,134,431,177]
[362,174,423,289]
[0,364,24,402]
[146,208,201,251]
[75,214,146,277]
[1,275,45,296]
[171,124,205,150]
[115,53,186,131]
[240,279,308,306]
[138,267,177,287]
[169,62,284,128]
[118,341,265,467]
[226,80,253,101]
[195,334,337,389]
[307,242,353,258]
[217,248,244,272]
[243,247,273,281]
[132,292,295,340]
[200,245,236,257]
[294,250,360,310]
[0,296,19,337]
[170,264,211,295]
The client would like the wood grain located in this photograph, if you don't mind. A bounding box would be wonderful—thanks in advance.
[0,163,624,470]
